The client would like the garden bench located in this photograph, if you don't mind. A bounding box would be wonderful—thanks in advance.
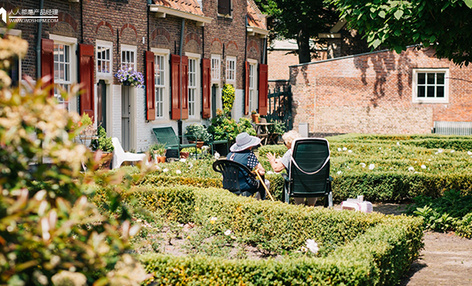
[152,126,197,159]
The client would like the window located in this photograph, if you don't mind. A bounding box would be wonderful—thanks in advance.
[248,62,256,112]
[54,43,72,109]
[0,29,21,87]
[218,0,231,16]
[154,53,166,119]
[96,41,112,78]
[211,55,220,82]
[226,57,236,83]
[412,69,449,103]
[188,58,197,117]
[121,45,136,70]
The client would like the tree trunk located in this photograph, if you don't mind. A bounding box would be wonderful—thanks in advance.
[297,29,311,63]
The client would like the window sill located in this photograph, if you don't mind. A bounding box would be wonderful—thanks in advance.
[217,13,232,19]
[413,98,449,104]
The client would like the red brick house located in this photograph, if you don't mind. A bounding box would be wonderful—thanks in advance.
[289,46,472,135]
[1,0,268,151]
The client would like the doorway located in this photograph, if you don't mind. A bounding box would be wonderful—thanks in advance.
[121,86,131,151]
[211,84,218,118]
[97,80,107,131]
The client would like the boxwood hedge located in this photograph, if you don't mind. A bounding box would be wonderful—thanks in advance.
[115,186,424,286]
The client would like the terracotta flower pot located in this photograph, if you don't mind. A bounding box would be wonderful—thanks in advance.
[157,156,166,163]
[252,114,260,123]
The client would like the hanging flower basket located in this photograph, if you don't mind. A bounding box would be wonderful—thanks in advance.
[115,68,144,87]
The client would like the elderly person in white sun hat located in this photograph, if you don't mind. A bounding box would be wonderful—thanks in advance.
[227,132,267,199]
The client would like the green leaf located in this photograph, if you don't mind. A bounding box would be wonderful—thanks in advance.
[394,9,404,20]
[379,11,386,18]
[372,39,382,49]
[464,0,472,9]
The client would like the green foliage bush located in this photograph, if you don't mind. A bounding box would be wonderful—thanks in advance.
[406,190,472,238]
[0,34,146,285]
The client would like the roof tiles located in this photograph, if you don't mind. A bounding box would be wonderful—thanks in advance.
[153,0,204,16]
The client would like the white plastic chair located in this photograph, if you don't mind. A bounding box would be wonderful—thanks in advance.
[112,137,147,169]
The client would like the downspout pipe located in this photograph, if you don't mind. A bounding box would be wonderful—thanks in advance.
[178,19,185,138]
[35,0,44,79]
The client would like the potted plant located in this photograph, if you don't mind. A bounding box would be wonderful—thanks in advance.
[115,67,144,87]
[185,123,211,148]
[251,110,260,123]
[90,126,114,169]
[149,143,167,163]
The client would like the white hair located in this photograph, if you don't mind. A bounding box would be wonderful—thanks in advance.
[282,130,301,146]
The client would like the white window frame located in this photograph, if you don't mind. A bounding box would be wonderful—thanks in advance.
[186,53,201,119]
[96,40,113,81]
[248,59,258,113]
[226,56,236,83]
[412,68,449,104]
[211,54,221,83]
[120,44,137,71]
[50,34,77,112]
[152,48,170,120]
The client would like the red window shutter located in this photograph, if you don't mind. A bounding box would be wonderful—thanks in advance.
[145,51,156,121]
[181,55,189,120]
[201,58,211,119]
[244,61,250,115]
[79,44,95,119]
[258,63,268,116]
[171,54,181,120]
[41,38,54,95]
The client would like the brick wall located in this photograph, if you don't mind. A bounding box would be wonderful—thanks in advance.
[290,47,472,135]
[268,50,298,81]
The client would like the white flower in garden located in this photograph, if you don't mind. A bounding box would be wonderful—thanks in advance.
[348,150,352,153]
[176,170,181,174]
[468,151,472,156]
[210,217,217,224]
[163,168,169,172]
[343,147,347,151]
[421,165,427,169]
[408,166,415,172]
[438,149,444,153]
[428,159,432,161]
[379,147,382,150]
[360,163,366,168]
[267,171,274,175]
[337,171,342,175]
[214,152,220,159]
[188,162,193,168]
[305,239,319,254]
[337,147,342,152]
[224,229,232,236]
[301,246,308,252]
[368,164,375,170]
[450,150,455,153]
[180,158,186,162]
[397,142,400,146]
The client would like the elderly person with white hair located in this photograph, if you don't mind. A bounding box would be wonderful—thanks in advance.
[267,130,317,206]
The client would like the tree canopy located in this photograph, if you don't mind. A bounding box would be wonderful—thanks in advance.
[255,0,338,63]
[329,0,472,66]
